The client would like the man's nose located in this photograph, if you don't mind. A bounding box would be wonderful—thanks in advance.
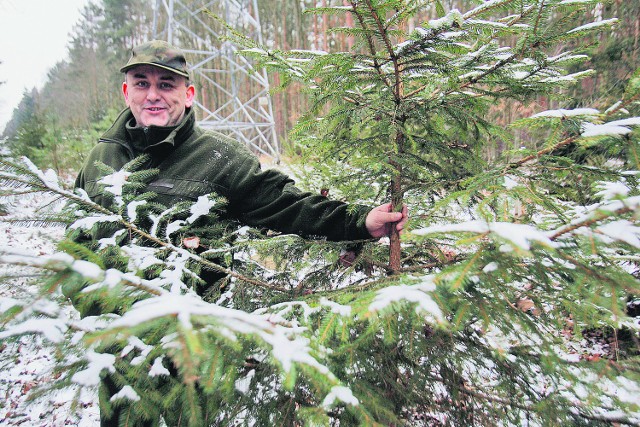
[146,85,161,101]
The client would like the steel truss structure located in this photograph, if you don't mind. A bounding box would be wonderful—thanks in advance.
[153,0,279,161]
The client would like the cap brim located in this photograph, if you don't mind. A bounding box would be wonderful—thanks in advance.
[120,62,190,78]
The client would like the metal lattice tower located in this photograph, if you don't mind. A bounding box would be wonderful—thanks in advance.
[153,0,279,161]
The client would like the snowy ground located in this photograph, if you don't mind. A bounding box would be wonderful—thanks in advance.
[0,193,100,426]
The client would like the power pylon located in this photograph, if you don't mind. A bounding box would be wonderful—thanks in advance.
[153,0,279,161]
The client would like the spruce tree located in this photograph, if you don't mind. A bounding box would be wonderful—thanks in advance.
[2,0,640,426]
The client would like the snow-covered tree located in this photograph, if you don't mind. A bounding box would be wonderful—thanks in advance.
[2,0,640,426]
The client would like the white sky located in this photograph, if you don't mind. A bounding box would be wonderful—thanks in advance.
[0,0,88,133]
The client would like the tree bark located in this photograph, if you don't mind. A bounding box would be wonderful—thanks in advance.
[389,125,405,273]
[322,0,328,52]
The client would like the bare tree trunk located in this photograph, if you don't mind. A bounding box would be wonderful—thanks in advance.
[294,0,304,49]
[322,0,328,52]
[344,0,354,50]
[634,16,639,62]
[271,2,285,141]
[282,1,289,50]
[313,3,319,50]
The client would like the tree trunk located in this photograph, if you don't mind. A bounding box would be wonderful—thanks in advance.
[389,122,406,273]
[634,16,639,62]
[322,0,328,52]
[271,2,285,140]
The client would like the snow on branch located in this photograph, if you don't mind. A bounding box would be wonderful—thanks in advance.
[413,221,557,251]
[581,117,640,137]
[566,18,618,35]
[427,9,464,29]
[68,214,123,231]
[322,385,359,409]
[187,195,219,224]
[559,0,602,4]
[548,195,640,242]
[0,247,166,296]
[1,159,56,195]
[98,170,130,207]
[0,318,68,343]
[22,157,62,191]
[368,277,444,322]
[595,181,631,200]
[530,108,600,118]
[597,220,640,248]
[109,293,332,376]
[110,385,141,402]
[463,0,512,19]
[71,351,116,386]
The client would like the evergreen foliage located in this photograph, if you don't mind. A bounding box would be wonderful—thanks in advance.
[1,1,640,426]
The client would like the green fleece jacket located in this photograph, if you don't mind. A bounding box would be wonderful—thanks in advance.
[75,108,371,242]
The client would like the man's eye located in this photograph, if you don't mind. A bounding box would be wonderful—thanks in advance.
[135,81,149,88]
[160,83,174,89]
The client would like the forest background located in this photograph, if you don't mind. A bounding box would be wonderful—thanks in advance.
[1,0,639,173]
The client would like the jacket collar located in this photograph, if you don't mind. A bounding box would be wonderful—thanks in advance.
[103,107,196,155]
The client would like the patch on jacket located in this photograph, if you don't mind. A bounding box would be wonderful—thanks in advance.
[148,179,175,189]
[147,178,215,201]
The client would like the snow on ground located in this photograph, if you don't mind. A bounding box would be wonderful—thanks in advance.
[0,192,99,426]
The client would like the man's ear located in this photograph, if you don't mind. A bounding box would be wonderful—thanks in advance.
[185,84,195,108]
[122,81,130,104]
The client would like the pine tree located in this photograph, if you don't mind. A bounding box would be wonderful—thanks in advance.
[2,0,640,426]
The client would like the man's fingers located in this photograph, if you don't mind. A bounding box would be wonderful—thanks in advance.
[392,205,408,231]
[366,203,408,238]
[379,210,402,224]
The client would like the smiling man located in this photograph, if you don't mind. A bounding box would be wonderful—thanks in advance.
[76,39,406,243]
[120,41,196,129]
[122,64,195,128]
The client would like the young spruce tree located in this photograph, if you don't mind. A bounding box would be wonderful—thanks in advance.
[1,0,640,426]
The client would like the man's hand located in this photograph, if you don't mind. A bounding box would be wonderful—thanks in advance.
[365,202,408,239]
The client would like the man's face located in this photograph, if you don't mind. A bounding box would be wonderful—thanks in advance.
[122,65,195,128]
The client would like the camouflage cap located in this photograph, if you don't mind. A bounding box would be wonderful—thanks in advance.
[120,40,190,78]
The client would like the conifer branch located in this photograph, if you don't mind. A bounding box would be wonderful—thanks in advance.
[0,248,164,296]
[461,54,518,90]
[360,0,404,106]
[532,0,547,37]
[508,135,578,168]
[504,88,640,172]
[349,1,392,90]
[548,205,634,241]
[555,251,635,296]
[402,3,535,102]
[363,0,398,91]
[575,411,640,427]
[326,272,402,294]
[608,92,640,116]
[1,167,113,217]
[433,372,640,427]
[3,158,285,292]
[462,0,513,21]
[117,219,288,292]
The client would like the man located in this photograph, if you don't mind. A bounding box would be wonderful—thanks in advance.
[74,40,407,426]
[75,40,407,246]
